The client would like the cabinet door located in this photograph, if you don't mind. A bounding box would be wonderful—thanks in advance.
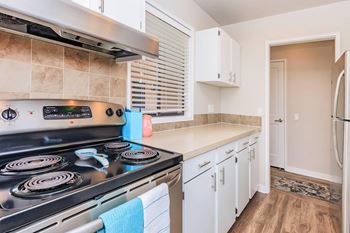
[89,0,101,12]
[249,143,259,198]
[236,147,250,216]
[195,28,220,83]
[216,157,235,233]
[183,169,215,233]
[231,38,241,86]
[219,29,232,84]
[72,0,90,8]
[103,0,145,31]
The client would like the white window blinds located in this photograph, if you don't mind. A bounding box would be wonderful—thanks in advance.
[130,12,190,116]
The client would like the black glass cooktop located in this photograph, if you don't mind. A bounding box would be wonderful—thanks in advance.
[0,140,182,233]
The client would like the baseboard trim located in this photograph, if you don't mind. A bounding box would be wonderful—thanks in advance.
[284,165,342,184]
[258,184,269,193]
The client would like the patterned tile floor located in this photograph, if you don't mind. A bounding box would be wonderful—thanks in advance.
[271,167,342,203]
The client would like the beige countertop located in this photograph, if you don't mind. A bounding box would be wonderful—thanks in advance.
[134,123,260,161]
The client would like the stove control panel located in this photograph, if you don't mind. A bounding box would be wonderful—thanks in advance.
[43,106,92,120]
[0,100,126,135]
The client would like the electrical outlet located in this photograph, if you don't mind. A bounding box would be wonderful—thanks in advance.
[257,108,263,116]
[294,113,299,121]
[208,104,214,113]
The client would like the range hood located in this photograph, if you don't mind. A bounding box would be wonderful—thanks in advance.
[0,0,159,61]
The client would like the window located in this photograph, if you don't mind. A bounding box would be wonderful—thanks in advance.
[129,5,193,122]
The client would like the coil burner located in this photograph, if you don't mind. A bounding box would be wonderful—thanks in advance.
[121,149,160,164]
[0,155,66,175]
[11,171,82,198]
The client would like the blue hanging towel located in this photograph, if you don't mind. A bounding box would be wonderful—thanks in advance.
[98,198,144,233]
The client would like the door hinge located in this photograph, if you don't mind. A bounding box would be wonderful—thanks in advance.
[182,192,185,200]
[218,73,221,79]
[235,157,238,163]
[235,208,238,215]
[218,30,220,36]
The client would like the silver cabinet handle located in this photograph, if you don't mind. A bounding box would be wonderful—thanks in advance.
[211,172,217,192]
[225,149,235,155]
[198,161,210,169]
[99,0,105,13]
[220,167,225,185]
[274,118,283,123]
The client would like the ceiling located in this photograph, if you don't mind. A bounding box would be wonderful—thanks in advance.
[193,0,346,25]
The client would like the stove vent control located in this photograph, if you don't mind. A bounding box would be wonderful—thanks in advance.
[1,108,18,121]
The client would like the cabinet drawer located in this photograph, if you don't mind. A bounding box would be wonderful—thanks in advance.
[216,141,236,164]
[236,137,250,152]
[183,150,215,183]
[249,133,259,145]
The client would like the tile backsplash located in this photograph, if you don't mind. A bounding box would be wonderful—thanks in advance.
[153,113,262,132]
[0,31,127,104]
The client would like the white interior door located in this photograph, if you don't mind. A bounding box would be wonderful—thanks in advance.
[270,61,286,168]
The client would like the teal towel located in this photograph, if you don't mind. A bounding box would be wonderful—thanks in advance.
[98,198,144,233]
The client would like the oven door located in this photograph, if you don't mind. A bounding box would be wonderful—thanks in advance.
[14,165,182,233]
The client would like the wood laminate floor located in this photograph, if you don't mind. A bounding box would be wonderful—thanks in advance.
[229,170,341,233]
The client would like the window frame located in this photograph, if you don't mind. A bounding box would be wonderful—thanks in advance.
[127,0,194,124]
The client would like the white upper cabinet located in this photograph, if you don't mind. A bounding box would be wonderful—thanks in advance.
[196,27,241,87]
[103,0,145,32]
[231,38,241,86]
[72,0,90,8]
[72,0,145,32]
[219,30,232,85]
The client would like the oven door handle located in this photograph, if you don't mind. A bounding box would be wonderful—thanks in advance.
[166,169,182,188]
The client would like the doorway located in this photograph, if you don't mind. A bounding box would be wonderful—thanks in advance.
[268,40,343,201]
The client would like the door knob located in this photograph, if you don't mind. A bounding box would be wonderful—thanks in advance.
[274,118,283,123]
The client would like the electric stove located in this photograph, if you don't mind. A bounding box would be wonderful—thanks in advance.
[0,99,182,233]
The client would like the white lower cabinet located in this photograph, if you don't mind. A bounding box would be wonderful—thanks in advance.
[249,141,259,198]
[236,146,250,216]
[183,134,259,232]
[183,167,215,233]
[215,156,236,233]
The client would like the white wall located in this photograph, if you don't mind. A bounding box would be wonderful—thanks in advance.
[271,41,342,182]
[221,0,350,188]
[149,0,221,114]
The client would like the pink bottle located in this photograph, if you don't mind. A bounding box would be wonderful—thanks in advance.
[142,115,153,137]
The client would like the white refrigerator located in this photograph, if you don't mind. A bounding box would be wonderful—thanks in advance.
[332,51,350,233]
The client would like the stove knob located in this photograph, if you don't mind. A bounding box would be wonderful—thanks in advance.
[105,108,114,117]
[116,109,124,117]
[1,108,18,121]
